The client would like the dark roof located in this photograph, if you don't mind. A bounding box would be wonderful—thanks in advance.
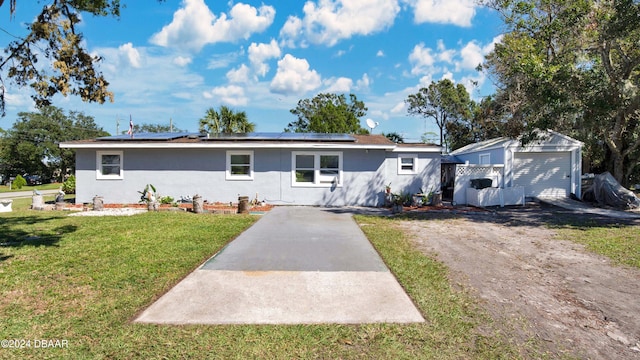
[397,142,440,148]
[441,154,464,164]
[97,132,363,142]
[63,132,397,147]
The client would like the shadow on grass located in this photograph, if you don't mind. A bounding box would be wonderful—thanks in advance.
[0,253,13,262]
[383,202,640,230]
[0,216,77,248]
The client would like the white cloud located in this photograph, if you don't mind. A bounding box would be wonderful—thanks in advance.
[441,71,454,81]
[150,0,275,52]
[461,72,487,98]
[280,0,401,47]
[248,40,281,77]
[376,50,385,57]
[324,77,353,93]
[279,16,304,48]
[418,74,433,88]
[436,39,455,63]
[173,56,192,66]
[410,0,476,27]
[4,87,34,112]
[484,34,504,54]
[356,73,371,90]
[90,45,206,111]
[454,36,502,71]
[203,85,248,106]
[227,64,251,84]
[207,51,244,69]
[118,43,142,68]
[457,41,484,70]
[409,43,435,75]
[391,101,405,113]
[270,54,322,95]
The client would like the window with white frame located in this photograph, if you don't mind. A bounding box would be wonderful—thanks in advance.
[292,152,342,187]
[226,150,254,180]
[96,151,123,179]
[479,153,491,164]
[397,154,417,174]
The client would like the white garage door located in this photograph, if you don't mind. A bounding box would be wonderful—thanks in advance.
[513,152,571,198]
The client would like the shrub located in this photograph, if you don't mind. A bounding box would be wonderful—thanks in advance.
[159,196,174,205]
[62,175,76,194]
[13,175,27,189]
[138,184,157,203]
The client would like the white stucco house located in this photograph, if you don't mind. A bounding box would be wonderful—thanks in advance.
[60,132,442,207]
[447,130,583,206]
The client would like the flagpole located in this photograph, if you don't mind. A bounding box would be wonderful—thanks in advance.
[127,115,134,138]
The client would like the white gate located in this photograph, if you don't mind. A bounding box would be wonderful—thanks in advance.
[453,165,504,205]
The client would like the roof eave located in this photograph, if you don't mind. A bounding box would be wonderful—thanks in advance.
[59,142,397,150]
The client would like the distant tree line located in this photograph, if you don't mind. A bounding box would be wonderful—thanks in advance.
[0,106,108,182]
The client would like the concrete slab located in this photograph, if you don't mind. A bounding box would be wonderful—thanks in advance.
[135,270,424,325]
[135,206,425,325]
[202,206,388,272]
[539,198,640,220]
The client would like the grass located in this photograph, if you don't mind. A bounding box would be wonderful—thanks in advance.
[2,198,636,359]
[556,221,640,268]
[0,200,522,359]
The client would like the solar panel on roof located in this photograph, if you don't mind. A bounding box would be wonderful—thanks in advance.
[304,133,355,141]
[277,132,305,140]
[200,132,355,141]
[97,132,195,140]
[98,131,357,142]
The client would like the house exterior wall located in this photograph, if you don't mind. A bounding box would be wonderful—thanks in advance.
[453,148,505,166]
[75,147,440,207]
[384,152,441,196]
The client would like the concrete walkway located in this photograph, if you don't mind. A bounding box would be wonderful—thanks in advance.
[539,197,640,220]
[0,189,59,199]
[135,206,424,325]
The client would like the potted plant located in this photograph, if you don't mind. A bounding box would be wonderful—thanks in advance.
[385,182,392,194]
[138,184,159,211]
[391,193,404,213]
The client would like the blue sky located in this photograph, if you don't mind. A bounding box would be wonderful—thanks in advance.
[1,0,503,141]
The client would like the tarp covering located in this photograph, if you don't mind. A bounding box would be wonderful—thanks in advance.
[582,172,640,209]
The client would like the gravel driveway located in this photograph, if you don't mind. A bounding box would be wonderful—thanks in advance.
[398,204,640,359]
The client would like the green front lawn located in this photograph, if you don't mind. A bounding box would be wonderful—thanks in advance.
[3,199,635,359]
[0,202,519,359]
[556,221,640,268]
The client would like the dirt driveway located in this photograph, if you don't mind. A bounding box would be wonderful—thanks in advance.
[397,204,640,359]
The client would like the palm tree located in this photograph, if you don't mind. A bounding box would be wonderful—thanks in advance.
[199,106,255,134]
[199,108,221,134]
[384,132,405,144]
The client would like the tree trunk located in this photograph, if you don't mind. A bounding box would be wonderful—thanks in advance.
[611,151,625,186]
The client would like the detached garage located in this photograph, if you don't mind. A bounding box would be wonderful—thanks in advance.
[513,151,572,198]
[449,130,582,205]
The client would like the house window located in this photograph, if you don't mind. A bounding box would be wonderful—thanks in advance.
[398,154,417,174]
[292,152,342,187]
[479,153,491,164]
[96,151,123,180]
[226,150,254,180]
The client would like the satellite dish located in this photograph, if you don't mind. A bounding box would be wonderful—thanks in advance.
[366,118,379,132]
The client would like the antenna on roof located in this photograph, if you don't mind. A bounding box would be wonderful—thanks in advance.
[366,118,379,133]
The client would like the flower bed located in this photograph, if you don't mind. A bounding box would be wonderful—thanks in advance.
[64,202,274,213]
